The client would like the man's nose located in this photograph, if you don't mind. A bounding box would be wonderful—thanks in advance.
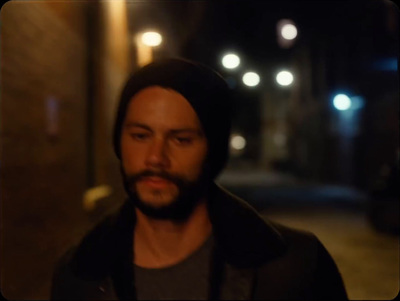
[145,138,170,168]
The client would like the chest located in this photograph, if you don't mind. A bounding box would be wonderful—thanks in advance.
[134,257,210,300]
[93,263,256,300]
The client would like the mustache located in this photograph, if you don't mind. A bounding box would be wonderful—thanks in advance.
[124,170,187,186]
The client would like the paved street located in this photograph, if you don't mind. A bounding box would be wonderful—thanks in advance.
[261,206,399,300]
[218,170,399,300]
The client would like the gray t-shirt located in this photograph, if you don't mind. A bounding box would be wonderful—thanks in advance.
[134,235,214,300]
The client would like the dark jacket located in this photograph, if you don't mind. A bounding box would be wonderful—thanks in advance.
[51,184,348,300]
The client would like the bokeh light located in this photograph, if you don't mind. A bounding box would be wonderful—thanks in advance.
[333,94,352,111]
[350,96,365,110]
[141,31,162,46]
[222,53,240,69]
[242,72,260,87]
[281,24,298,40]
[276,70,294,86]
[230,134,247,150]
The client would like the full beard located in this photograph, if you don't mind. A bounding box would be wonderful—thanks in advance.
[121,165,210,222]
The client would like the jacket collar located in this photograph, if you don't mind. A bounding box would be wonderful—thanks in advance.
[72,183,287,279]
[208,183,287,267]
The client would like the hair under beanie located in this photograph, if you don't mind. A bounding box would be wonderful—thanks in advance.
[113,57,232,179]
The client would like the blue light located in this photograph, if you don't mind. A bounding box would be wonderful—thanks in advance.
[350,96,365,110]
[372,58,398,71]
[333,94,352,111]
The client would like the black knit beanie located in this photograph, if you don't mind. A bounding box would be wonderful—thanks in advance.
[113,58,232,180]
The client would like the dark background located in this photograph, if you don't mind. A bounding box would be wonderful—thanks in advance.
[0,0,398,299]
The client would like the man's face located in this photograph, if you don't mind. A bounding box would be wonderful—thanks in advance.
[120,86,209,220]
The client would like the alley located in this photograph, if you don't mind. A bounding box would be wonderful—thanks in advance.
[262,206,399,300]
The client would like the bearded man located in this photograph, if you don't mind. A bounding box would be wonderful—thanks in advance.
[51,58,348,300]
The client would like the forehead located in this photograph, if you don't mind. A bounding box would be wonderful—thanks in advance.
[124,86,202,129]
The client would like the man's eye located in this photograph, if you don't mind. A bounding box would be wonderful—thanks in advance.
[175,137,193,145]
[130,133,149,141]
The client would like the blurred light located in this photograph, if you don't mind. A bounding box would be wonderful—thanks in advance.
[107,0,126,25]
[333,94,352,111]
[350,96,365,110]
[83,185,112,211]
[273,133,287,146]
[276,70,294,86]
[277,19,298,48]
[222,53,240,69]
[141,31,162,47]
[372,58,398,71]
[281,24,297,40]
[242,72,260,87]
[230,134,246,150]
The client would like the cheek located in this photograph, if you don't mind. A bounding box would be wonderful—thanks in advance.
[120,138,143,171]
[177,147,208,179]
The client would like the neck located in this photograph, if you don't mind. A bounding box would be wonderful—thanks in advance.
[133,199,212,268]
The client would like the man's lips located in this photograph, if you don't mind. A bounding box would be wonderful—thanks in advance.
[139,176,172,188]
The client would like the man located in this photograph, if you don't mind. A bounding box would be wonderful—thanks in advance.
[51,58,348,300]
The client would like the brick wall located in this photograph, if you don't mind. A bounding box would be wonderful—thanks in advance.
[1,1,132,298]
[1,2,90,299]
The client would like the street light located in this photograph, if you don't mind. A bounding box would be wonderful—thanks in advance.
[222,53,240,69]
[141,31,162,47]
[135,31,163,67]
[281,24,298,40]
[230,134,247,151]
[277,19,298,48]
[242,71,260,87]
[333,94,352,111]
[276,70,294,86]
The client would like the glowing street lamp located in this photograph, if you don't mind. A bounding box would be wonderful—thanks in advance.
[135,31,163,67]
[281,24,298,40]
[276,70,294,86]
[277,19,298,48]
[333,94,352,111]
[141,31,162,47]
[242,72,260,87]
[222,53,240,69]
[230,134,246,150]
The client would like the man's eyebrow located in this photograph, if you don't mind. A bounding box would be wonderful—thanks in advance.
[170,129,204,136]
[125,122,203,135]
[124,122,152,131]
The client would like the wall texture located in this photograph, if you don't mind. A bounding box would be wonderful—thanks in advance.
[0,2,89,299]
[0,1,131,299]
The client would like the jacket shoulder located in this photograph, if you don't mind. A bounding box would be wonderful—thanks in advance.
[51,246,117,300]
[50,211,125,300]
[255,220,348,300]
